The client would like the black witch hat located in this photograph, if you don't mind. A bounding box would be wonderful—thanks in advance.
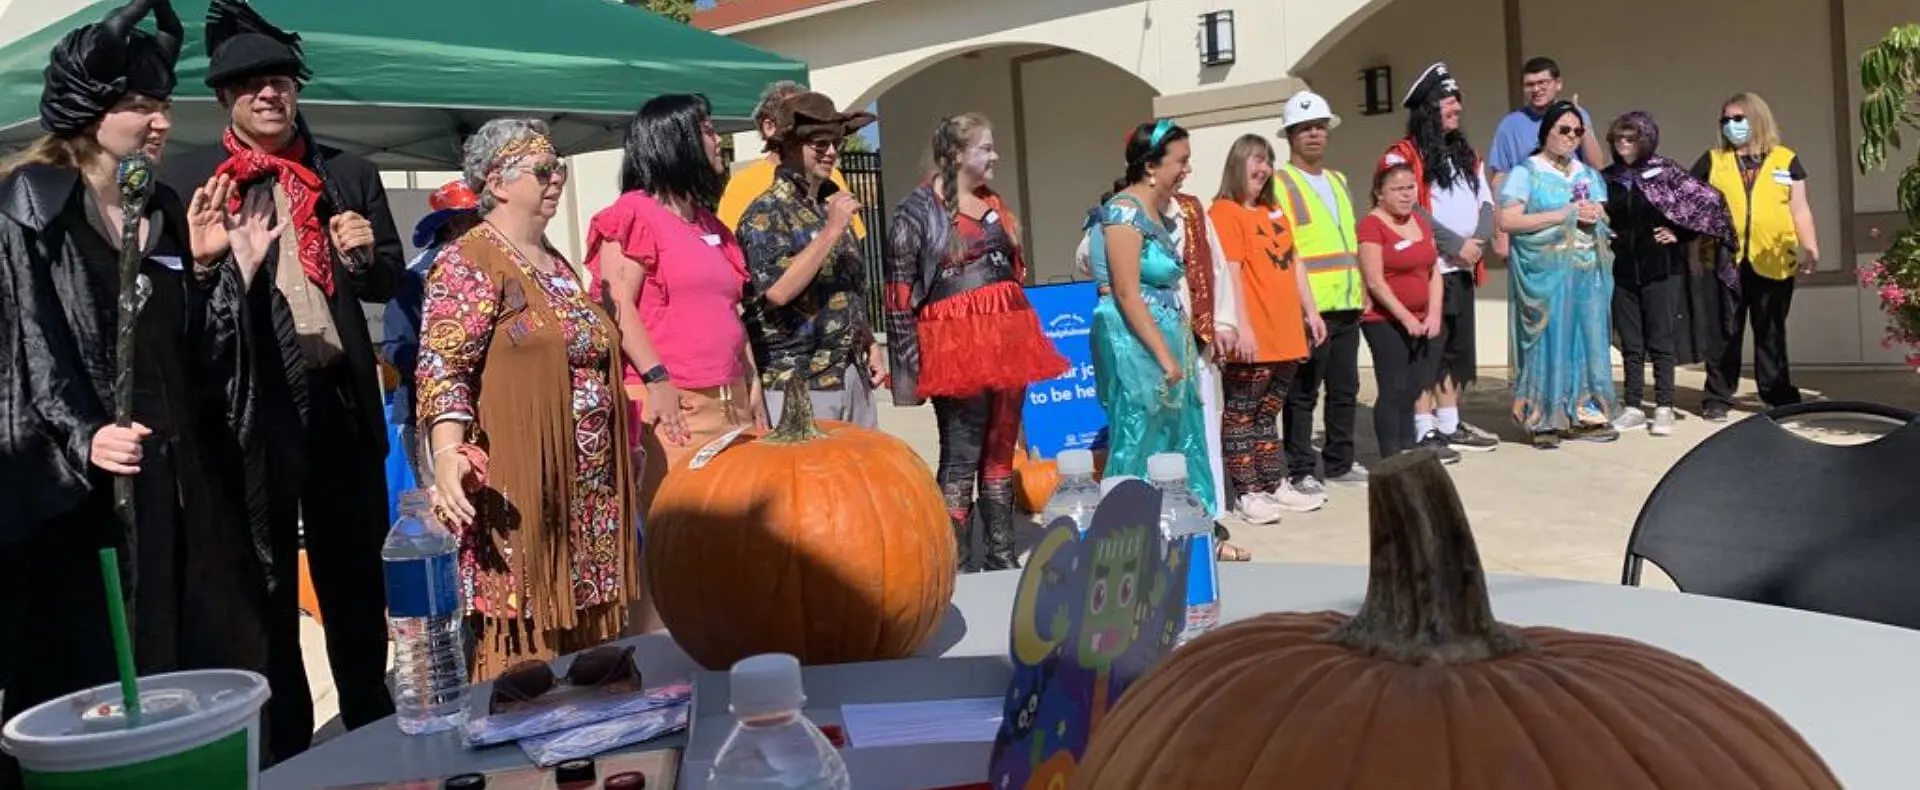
[203,0,311,89]
[39,0,184,137]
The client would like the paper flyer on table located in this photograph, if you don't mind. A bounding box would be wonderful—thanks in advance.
[465,682,692,747]
[840,697,1003,748]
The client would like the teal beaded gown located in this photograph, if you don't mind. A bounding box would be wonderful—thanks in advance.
[1085,194,1216,513]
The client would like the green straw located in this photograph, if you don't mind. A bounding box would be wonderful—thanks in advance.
[98,548,141,728]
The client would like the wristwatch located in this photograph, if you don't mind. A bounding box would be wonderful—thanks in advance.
[640,364,671,385]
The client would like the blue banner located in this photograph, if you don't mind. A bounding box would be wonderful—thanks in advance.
[1020,282,1107,459]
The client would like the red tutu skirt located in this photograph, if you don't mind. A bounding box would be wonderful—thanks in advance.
[916,280,1069,399]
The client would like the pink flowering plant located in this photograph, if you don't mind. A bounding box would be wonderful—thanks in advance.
[1857,24,1920,368]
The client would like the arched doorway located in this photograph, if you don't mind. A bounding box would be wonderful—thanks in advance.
[865,44,1159,285]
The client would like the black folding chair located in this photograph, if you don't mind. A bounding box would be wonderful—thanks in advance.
[1621,400,1920,630]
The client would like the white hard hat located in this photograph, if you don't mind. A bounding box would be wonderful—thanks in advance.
[1281,91,1341,132]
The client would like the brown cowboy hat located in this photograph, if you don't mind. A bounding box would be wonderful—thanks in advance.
[766,91,876,150]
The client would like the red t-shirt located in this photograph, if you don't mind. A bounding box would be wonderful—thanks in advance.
[1357,211,1438,324]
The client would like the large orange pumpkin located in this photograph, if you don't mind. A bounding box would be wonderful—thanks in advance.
[1072,451,1839,790]
[645,377,957,670]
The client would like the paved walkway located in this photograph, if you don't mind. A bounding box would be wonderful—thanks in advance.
[296,367,1915,741]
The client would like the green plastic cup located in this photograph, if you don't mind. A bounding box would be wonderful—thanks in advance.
[1,669,269,790]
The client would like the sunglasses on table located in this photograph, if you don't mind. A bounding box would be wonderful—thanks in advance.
[1721,113,1748,125]
[489,644,640,713]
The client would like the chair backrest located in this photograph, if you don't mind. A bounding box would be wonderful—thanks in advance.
[1623,401,1920,630]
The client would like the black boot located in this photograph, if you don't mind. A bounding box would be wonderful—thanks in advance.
[942,479,979,573]
[980,479,1020,571]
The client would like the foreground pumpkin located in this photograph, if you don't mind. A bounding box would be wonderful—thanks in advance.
[645,377,956,670]
[1073,451,1840,790]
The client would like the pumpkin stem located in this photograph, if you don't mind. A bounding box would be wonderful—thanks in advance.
[763,373,827,444]
[1325,450,1529,664]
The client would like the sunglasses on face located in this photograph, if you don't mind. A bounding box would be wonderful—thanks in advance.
[522,160,569,184]
[1610,133,1640,144]
[1721,113,1747,125]
[1555,125,1586,139]
[805,137,844,156]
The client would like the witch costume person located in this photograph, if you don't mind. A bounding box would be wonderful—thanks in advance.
[1600,111,1737,434]
[0,0,279,781]
[162,0,406,757]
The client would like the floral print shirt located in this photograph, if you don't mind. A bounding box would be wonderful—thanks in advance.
[737,165,872,391]
[414,227,625,617]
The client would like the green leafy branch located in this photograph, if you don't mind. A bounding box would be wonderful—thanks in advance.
[1855,24,1920,366]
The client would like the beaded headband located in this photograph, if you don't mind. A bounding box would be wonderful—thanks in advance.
[491,133,555,171]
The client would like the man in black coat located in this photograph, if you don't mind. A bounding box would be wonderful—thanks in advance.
[162,0,402,759]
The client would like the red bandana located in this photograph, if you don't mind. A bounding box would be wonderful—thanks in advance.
[214,128,335,295]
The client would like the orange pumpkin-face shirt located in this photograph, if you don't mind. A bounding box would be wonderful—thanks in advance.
[1208,198,1309,363]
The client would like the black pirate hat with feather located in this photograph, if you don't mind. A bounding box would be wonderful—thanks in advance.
[39,0,184,137]
[203,0,310,89]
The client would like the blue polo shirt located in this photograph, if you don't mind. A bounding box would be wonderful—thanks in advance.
[1487,105,1594,175]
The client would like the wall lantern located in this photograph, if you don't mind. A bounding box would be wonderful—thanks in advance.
[1199,10,1235,67]
[1360,65,1394,116]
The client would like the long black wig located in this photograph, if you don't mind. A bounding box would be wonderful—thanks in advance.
[619,93,726,207]
[1405,97,1481,193]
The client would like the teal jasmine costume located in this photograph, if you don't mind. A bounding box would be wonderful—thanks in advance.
[1085,194,1216,512]
[1502,155,1617,431]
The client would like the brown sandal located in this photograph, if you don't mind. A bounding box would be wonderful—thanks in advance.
[1215,541,1253,562]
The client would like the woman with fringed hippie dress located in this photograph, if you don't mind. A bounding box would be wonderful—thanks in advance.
[884,113,1066,573]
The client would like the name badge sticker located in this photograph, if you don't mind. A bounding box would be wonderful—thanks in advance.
[983,210,1000,225]
[150,255,184,271]
[1392,239,1415,252]
[1640,167,1664,179]
[1268,209,1287,220]
[701,233,723,247]
[1771,169,1794,185]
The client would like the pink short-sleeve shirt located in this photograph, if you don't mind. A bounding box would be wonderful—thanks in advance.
[585,191,750,390]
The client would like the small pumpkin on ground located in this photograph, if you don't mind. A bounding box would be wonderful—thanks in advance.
[645,376,957,670]
[1072,450,1840,790]
[1011,446,1058,514]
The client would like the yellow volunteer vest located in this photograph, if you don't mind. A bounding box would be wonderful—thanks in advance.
[1274,164,1363,312]
[1708,145,1799,281]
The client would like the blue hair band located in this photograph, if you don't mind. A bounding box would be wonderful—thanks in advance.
[1148,118,1174,149]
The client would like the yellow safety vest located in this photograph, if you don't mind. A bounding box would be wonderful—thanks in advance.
[1707,145,1800,281]
[1274,164,1363,312]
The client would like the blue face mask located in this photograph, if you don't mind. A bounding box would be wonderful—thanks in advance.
[1722,118,1752,146]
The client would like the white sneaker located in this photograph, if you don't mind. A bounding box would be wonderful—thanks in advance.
[1613,406,1648,431]
[1326,465,1369,486]
[1650,407,1676,436]
[1236,493,1285,525]
[1271,479,1327,513]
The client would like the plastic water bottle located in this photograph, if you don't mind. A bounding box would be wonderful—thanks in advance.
[1146,454,1221,646]
[382,489,470,735]
[708,653,850,790]
[1040,449,1100,533]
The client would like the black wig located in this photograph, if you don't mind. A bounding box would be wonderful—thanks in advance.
[619,93,725,207]
[1405,97,1480,193]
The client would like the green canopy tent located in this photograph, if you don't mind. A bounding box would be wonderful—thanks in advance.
[0,0,806,168]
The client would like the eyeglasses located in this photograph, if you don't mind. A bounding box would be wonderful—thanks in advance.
[1720,113,1748,124]
[1554,125,1586,139]
[522,160,569,184]
[490,644,639,713]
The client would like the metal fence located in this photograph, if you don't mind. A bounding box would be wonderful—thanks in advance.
[837,150,889,321]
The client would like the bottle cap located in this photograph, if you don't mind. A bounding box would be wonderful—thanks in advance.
[1146,453,1187,482]
[1100,475,1139,496]
[555,758,595,785]
[1056,449,1094,476]
[605,772,647,789]
[729,653,806,718]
